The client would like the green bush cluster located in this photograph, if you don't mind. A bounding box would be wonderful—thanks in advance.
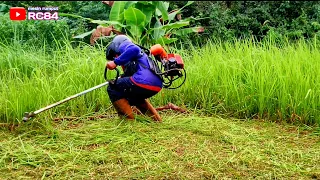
[0,14,70,49]
[172,1,320,44]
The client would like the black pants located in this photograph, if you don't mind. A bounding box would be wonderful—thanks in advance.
[107,77,160,106]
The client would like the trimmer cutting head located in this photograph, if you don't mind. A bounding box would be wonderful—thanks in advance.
[22,112,35,122]
[22,116,29,122]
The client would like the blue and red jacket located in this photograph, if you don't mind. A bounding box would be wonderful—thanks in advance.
[114,41,163,92]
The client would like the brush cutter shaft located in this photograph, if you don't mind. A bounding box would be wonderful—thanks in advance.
[33,81,110,115]
[33,82,109,115]
[23,68,120,122]
[23,81,110,122]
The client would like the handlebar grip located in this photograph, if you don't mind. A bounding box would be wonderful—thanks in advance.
[104,67,120,84]
[104,66,108,81]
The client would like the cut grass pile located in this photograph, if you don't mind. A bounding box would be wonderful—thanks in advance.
[0,114,319,179]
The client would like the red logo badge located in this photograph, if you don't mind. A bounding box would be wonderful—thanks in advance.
[9,7,26,21]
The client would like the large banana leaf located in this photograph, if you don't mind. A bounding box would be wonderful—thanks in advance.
[124,7,146,42]
[135,3,155,26]
[161,21,190,30]
[109,1,126,21]
[124,1,138,9]
[153,2,169,21]
[151,21,190,39]
[127,25,144,41]
[150,22,190,33]
[118,12,125,24]
[124,7,146,27]
[153,19,165,40]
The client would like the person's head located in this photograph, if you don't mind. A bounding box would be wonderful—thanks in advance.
[105,35,132,60]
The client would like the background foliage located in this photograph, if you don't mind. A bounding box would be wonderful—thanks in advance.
[1,1,320,48]
[173,1,320,44]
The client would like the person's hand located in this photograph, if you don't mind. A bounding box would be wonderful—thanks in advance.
[106,61,117,70]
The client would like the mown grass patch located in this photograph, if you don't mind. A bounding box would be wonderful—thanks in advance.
[0,114,319,179]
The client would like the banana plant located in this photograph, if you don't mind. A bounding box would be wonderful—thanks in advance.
[60,1,204,47]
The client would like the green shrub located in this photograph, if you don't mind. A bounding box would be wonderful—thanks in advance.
[0,13,71,49]
[172,1,320,44]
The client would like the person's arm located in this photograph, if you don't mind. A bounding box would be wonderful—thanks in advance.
[114,44,141,66]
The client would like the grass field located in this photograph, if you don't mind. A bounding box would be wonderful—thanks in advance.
[1,113,320,179]
[1,38,320,179]
[1,38,320,125]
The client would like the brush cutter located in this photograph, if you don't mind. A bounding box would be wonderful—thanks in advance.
[22,67,119,122]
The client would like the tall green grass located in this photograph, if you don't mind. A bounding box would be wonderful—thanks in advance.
[1,38,320,125]
[168,38,320,125]
[0,42,111,123]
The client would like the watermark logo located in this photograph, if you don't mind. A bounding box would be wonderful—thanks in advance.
[28,7,59,20]
[9,6,59,21]
[9,7,26,21]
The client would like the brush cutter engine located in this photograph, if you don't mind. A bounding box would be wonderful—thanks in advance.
[163,54,184,77]
[140,44,187,89]
[154,54,186,89]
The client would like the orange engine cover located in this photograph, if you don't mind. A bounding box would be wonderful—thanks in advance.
[150,44,167,58]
